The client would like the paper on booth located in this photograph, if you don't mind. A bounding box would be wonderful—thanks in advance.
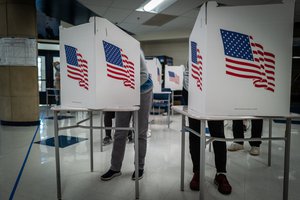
[164,65,184,91]
[189,1,294,116]
[146,58,162,93]
[60,17,140,109]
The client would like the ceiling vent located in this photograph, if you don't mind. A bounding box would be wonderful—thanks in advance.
[143,14,177,26]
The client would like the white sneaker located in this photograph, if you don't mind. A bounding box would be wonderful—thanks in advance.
[249,146,260,156]
[228,143,244,151]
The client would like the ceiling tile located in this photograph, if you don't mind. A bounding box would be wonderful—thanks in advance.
[103,7,133,24]
[217,0,282,6]
[110,0,145,10]
[160,16,195,30]
[181,8,200,18]
[83,4,108,16]
[161,0,203,16]
[123,11,156,24]
[118,22,139,33]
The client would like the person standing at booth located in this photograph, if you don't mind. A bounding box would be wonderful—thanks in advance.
[103,112,133,145]
[100,50,153,181]
[53,61,61,105]
[228,119,263,155]
[182,65,232,195]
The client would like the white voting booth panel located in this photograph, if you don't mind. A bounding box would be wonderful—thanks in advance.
[146,58,162,93]
[188,1,294,116]
[164,65,184,91]
[60,17,140,109]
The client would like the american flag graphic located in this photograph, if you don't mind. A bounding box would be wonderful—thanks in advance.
[103,41,135,89]
[220,29,275,92]
[191,41,203,91]
[64,45,89,90]
[168,71,179,84]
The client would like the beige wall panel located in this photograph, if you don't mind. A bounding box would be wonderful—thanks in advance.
[11,96,39,121]
[0,97,12,120]
[7,3,36,37]
[10,66,38,97]
[0,3,7,36]
[141,39,189,66]
[0,67,11,96]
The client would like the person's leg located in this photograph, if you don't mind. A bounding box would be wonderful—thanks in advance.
[110,111,132,171]
[249,119,263,147]
[248,119,263,156]
[209,120,232,195]
[182,88,201,190]
[101,111,131,180]
[208,121,226,173]
[228,120,245,151]
[232,120,244,145]
[188,118,201,173]
[137,89,152,170]
[128,130,133,142]
[104,112,115,138]
[131,89,152,180]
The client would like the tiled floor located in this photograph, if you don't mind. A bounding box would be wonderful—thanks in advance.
[1,107,300,200]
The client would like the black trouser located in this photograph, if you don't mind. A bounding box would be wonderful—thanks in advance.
[104,111,132,139]
[182,89,227,173]
[232,119,263,147]
[104,112,115,138]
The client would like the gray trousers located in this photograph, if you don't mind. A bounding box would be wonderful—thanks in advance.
[110,89,153,171]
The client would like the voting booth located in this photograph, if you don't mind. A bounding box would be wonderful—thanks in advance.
[164,65,184,91]
[60,17,140,109]
[188,1,294,116]
[146,58,162,93]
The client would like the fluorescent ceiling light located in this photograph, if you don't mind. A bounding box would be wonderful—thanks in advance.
[136,0,177,13]
[144,0,164,12]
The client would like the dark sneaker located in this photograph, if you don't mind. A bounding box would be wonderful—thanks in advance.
[189,172,199,191]
[131,169,144,180]
[214,174,232,195]
[103,136,112,145]
[100,169,121,181]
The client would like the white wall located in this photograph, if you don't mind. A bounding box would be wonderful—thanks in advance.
[141,38,188,66]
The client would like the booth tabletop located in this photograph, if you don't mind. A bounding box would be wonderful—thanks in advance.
[51,105,140,112]
[172,106,300,120]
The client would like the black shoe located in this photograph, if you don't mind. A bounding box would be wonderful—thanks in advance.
[100,169,121,181]
[103,136,112,145]
[214,174,232,195]
[131,169,144,180]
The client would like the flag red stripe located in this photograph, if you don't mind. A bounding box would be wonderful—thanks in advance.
[226,58,261,70]
[107,64,128,74]
[264,58,275,64]
[226,64,262,75]
[226,71,262,79]
[107,73,128,81]
[264,52,275,58]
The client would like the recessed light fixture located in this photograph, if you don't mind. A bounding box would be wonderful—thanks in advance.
[136,0,177,13]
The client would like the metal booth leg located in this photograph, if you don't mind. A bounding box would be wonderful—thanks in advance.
[134,110,139,199]
[199,120,206,200]
[268,118,272,167]
[89,111,94,172]
[283,118,292,200]
[180,115,186,191]
[54,111,62,200]
[100,111,104,152]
